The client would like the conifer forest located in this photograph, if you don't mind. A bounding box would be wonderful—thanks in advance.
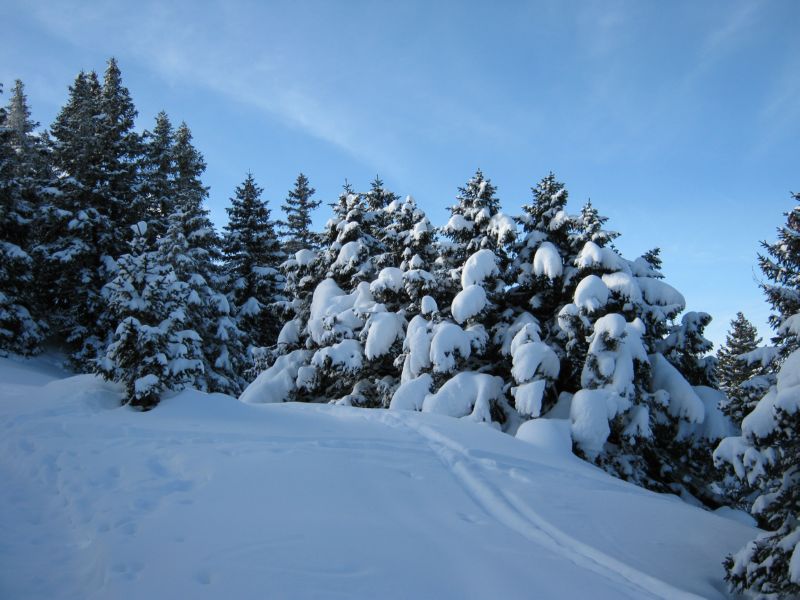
[1,57,798,599]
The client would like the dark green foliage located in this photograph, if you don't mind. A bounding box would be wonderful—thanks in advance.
[280,173,320,254]
[223,173,283,349]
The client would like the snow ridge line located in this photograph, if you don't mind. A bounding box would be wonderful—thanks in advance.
[382,413,705,600]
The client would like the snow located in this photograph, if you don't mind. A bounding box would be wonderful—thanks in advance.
[307,279,363,344]
[574,275,609,312]
[602,271,642,302]
[650,353,705,423]
[420,295,437,315]
[443,213,473,233]
[460,249,498,288]
[276,319,300,346]
[402,315,432,380]
[791,538,800,584]
[389,373,432,411]
[516,418,573,457]
[511,380,547,417]
[570,389,617,459]
[511,341,559,384]
[422,371,504,423]
[429,322,471,373]
[294,248,316,266]
[332,240,364,269]
[636,277,686,309]
[364,312,404,360]
[370,267,404,295]
[575,241,628,273]
[488,212,517,242]
[683,386,736,441]
[740,346,779,368]
[451,284,487,324]
[311,339,363,373]
[777,347,800,391]
[0,355,758,599]
[239,349,310,404]
[532,241,562,279]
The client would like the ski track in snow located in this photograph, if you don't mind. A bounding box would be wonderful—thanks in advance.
[379,412,704,600]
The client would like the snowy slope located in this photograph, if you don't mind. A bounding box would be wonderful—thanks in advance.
[0,356,756,600]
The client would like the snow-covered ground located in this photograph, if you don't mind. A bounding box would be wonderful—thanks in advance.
[0,355,757,599]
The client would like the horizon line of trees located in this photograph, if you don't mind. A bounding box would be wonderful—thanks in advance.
[1,59,797,597]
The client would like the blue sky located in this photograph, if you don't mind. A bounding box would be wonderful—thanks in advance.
[3,0,799,347]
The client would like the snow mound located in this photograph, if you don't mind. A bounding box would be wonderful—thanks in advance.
[452,284,487,324]
[389,374,432,411]
[422,371,504,423]
[574,275,609,312]
[430,322,471,373]
[533,242,562,279]
[311,339,363,373]
[650,353,705,423]
[516,418,573,457]
[240,349,311,404]
[364,312,404,360]
[461,249,499,288]
[512,380,547,417]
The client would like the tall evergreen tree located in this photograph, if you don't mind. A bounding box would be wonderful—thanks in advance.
[223,173,283,350]
[37,60,143,367]
[716,312,765,426]
[280,173,320,254]
[715,192,800,598]
[140,111,175,240]
[0,82,45,354]
[168,122,245,394]
[759,194,800,356]
[98,222,203,410]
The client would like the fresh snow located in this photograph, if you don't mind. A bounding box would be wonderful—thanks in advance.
[460,249,498,288]
[0,355,758,599]
[451,284,487,324]
[574,275,609,313]
[532,242,563,279]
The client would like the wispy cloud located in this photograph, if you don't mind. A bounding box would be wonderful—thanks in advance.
[20,0,420,178]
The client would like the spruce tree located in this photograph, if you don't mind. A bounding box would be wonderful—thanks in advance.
[759,194,800,355]
[716,312,765,426]
[98,222,202,410]
[140,111,175,239]
[280,173,320,254]
[37,61,143,367]
[223,173,283,350]
[715,192,800,598]
[0,82,45,354]
[169,122,246,394]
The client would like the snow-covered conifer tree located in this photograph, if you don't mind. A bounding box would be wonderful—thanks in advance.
[98,222,203,409]
[280,173,320,254]
[0,82,45,354]
[140,111,175,239]
[714,193,800,598]
[223,173,283,350]
[167,123,246,394]
[717,312,768,426]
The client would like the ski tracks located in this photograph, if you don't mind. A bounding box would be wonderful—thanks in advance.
[381,412,706,600]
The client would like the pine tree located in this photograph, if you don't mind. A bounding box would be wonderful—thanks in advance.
[37,61,143,367]
[716,312,765,426]
[140,111,175,239]
[223,173,283,350]
[0,82,45,354]
[715,192,800,598]
[280,173,320,254]
[759,194,800,356]
[661,311,718,387]
[98,222,203,410]
[168,122,246,394]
